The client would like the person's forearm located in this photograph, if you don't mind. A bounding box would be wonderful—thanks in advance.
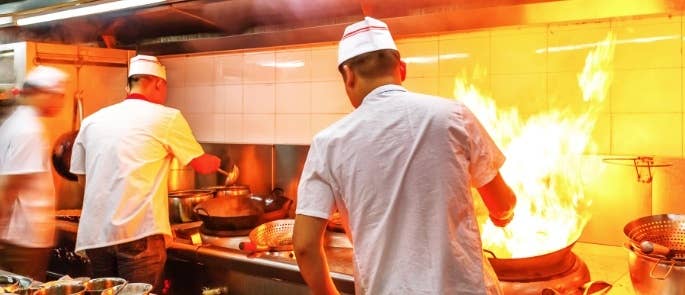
[296,246,340,295]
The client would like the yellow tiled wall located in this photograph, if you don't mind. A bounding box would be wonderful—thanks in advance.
[163,14,684,157]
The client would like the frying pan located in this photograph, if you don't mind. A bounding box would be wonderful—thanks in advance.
[51,89,83,181]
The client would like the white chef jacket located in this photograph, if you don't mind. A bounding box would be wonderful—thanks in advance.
[0,106,56,248]
[297,85,505,295]
[70,99,203,253]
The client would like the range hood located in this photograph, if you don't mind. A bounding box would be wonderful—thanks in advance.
[0,0,682,55]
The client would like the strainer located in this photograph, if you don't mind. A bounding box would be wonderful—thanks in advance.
[624,214,685,260]
[239,219,294,252]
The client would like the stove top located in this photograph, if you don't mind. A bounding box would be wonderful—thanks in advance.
[499,252,590,295]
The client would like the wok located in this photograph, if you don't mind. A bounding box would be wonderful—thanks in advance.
[52,90,83,181]
[484,240,578,281]
[194,194,264,231]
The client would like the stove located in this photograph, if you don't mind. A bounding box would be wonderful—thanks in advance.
[499,252,591,295]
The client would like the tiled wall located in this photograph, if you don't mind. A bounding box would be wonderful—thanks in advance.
[162,14,685,157]
[162,14,685,247]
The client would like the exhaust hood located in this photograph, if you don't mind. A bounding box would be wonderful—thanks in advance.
[0,0,682,55]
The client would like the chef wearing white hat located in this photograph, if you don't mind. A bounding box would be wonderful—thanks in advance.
[0,65,68,281]
[294,17,517,295]
[70,54,221,292]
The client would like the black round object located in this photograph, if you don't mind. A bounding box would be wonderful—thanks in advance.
[52,130,78,181]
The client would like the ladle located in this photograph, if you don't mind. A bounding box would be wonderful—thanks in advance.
[217,164,239,186]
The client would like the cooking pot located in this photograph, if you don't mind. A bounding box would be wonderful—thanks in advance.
[168,158,195,192]
[485,240,578,281]
[194,194,264,231]
[624,214,685,294]
[168,189,214,224]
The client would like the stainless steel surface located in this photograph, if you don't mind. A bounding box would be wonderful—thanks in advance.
[168,157,196,192]
[274,145,308,207]
[3,0,683,55]
[197,144,272,196]
[624,214,685,260]
[169,189,214,224]
[627,246,685,295]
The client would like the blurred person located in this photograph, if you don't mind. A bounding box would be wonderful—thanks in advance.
[70,55,220,292]
[293,17,517,295]
[0,66,69,281]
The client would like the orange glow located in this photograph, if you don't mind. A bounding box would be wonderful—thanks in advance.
[453,33,616,258]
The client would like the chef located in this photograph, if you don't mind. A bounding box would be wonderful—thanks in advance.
[0,66,69,281]
[293,17,517,294]
[70,54,221,292]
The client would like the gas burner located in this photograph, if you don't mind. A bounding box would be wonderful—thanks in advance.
[499,252,590,295]
[199,224,252,237]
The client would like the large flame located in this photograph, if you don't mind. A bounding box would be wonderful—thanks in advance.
[454,33,616,258]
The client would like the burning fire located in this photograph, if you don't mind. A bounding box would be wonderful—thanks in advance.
[454,33,616,258]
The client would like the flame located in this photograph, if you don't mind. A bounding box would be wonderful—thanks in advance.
[453,33,616,258]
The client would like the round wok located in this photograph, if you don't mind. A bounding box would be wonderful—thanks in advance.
[194,195,264,231]
[485,240,578,281]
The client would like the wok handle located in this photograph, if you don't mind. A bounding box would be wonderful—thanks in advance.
[195,207,210,217]
[482,248,497,259]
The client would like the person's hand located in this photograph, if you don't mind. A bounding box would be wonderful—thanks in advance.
[189,153,221,174]
[490,211,514,228]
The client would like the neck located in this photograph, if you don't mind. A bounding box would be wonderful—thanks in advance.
[355,77,401,104]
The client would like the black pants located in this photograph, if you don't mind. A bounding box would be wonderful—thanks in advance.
[0,241,51,282]
[86,234,167,293]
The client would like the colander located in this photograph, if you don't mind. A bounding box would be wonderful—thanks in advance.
[624,214,685,260]
[239,219,294,252]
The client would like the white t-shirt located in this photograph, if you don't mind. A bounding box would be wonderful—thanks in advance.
[0,106,56,248]
[70,99,203,252]
[296,85,505,295]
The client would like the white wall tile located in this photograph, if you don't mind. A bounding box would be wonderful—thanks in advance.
[244,51,275,83]
[185,86,214,113]
[160,58,186,88]
[397,39,439,78]
[243,84,275,114]
[276,83,311,114]
[611,69,682,113]
[185,56,215,86]
[276,114,311,144]
[311,81,352,113]
[612,20,681,70]
[310,46,339,82]
[311,114,346,137]
[244,114,275,144]
[166,87,186,110]
[185,114,213,142]
[224,114,243,143]
[216,85,243,114]
[491,29,547,74]
[276,49,311,82]
[613,114,682,157]
[215,53,243,85]
[211,114,225,142]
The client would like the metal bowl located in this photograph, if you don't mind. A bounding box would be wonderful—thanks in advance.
[101,283,153,295]
[84,277,126,295]
[168,189,214,223]
[33,281,85,295]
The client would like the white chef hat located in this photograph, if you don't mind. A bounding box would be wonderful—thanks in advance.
[337,16,398,66]
[128,54,167,81]
[23,65,68,94]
